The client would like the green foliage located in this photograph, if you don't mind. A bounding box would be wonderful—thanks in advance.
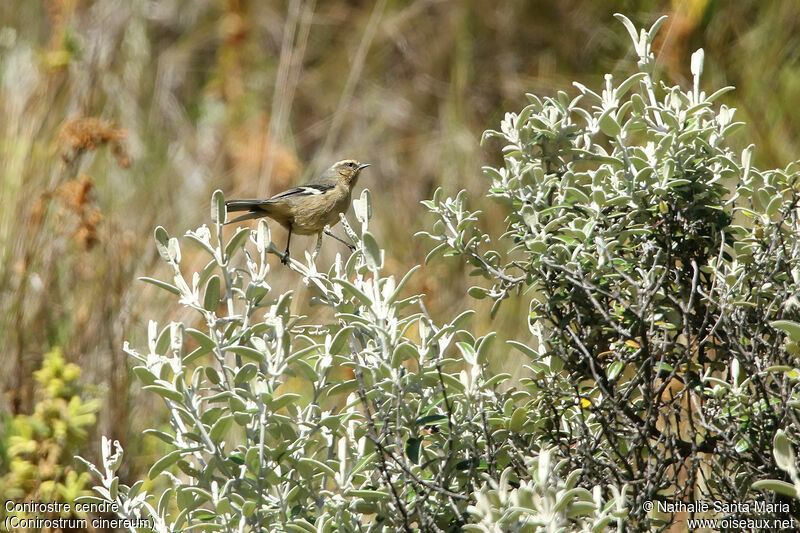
[424,13,800,527]
[751,323,800,503]
[0,348,99,517]
[78,186,625,531]
[751,429,800,500]
[464,449,627,532]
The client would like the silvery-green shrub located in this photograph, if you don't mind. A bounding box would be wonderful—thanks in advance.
[78,185,624,531]
[423,13,800,526]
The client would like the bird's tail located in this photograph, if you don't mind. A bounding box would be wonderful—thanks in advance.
[226,199,271,212]
[225,199,272,225]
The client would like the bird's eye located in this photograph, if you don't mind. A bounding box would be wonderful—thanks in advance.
[347,162,356,168]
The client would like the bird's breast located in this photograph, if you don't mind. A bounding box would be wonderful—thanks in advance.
[290,192,350,234]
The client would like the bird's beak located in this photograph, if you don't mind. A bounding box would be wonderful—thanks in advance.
[357,163,371,171]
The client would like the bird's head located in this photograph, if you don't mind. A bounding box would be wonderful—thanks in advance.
[330,159,370,186]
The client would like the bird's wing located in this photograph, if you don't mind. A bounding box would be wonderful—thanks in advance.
[268,184,334,200]
[226,184,334,210]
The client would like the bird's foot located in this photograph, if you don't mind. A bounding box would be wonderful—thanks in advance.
[346,243,356,251]
[281,252,290,265]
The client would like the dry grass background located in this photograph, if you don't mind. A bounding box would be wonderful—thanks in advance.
[2,0,800,479]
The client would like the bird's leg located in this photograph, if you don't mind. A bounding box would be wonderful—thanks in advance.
[281,227,292,265]
[324,228,356,251]
[312,232,323,260]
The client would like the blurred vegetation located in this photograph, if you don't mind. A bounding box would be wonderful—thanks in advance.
[0,348,98,522]
[2,0,800,499]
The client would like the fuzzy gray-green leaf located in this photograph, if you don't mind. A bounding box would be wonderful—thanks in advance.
[204,275,220,312]
[211,189,225,224]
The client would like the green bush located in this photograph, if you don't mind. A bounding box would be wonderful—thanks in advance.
[80,14,800,531]
[424,12,800,527]
[77,187,623,532]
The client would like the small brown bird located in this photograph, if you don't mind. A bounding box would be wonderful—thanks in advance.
[226,159,370,264]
